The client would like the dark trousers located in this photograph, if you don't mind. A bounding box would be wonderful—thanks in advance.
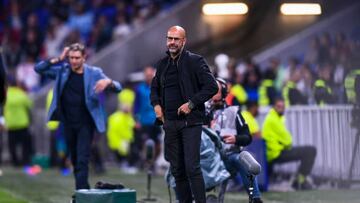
[8,128,32,166]
[64,123,94,190]
[163,120,206,203]
[270,146,317,176]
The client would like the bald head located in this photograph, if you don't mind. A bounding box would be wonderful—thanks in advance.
[168,26,186,38]
[166,25,186,58]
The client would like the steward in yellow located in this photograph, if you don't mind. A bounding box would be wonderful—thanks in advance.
[258,70,278,106]
[314,67,336,105]
[4,78,33,166]
[241,101,261,138]
[344,68,360,104]
[282,69,307,106]
[262,98,316,190]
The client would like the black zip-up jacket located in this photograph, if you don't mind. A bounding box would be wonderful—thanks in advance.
[150,50,218,125]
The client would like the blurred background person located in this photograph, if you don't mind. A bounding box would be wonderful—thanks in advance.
[314,65,337,105]
[282,69,308,106]
[107,83,136,173]
[262,98,317,190]
[133,66,161,171]
[4,75,33,167]
[241,101,261,139]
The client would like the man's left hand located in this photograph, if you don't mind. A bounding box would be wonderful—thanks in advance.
[94,79,112,93]
[177,102,191,115]
[222,135,236,144]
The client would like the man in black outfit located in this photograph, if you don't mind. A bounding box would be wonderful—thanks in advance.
[150,26,218,203]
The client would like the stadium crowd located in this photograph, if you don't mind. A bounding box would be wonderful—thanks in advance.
[0,0,179,91]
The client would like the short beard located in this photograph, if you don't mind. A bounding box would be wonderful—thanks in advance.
[168,45,183,58]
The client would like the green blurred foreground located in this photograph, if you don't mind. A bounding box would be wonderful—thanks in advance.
[0,167,359,203]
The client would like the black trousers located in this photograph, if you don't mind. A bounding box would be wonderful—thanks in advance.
[163,120,206,203]
[64,123,94,190]
[270,146,317,176]
[8,128,32,166]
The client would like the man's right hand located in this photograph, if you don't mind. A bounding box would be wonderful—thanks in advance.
[154,105,164,123]
[50,47,70,64]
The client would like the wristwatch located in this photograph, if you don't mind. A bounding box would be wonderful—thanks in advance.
[188,100,195,110]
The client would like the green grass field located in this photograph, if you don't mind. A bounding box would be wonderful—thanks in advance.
[0,166,359,203]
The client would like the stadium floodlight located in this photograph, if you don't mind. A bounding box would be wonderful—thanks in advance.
[202,3,248,15]
[280,3,322,15]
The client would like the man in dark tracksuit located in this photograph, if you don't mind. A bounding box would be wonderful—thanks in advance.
[150,26,218,203]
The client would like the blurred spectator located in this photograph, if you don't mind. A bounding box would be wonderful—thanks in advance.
[314,65,337,105]
[67,1,94,42]
[133,66,161,169]
[63,29,83,47]
[241,101,261,138]
[344,67,360,105]
[44,25,62,58]
[7,1,22,36]
[1,0,181,93]
[15,54,40,92]
[284,57,300,83]
[4,75,33,167]
[50,16,71,47]
[243,57,262,87]
[243,70,260,103]
[214,53,230,80]
[258,69,278,107]
[262,98,316,190]
[267,57,286,91]
[22,29,43,60]
[23,13,42,41]
[50,0,72,21]
[107,90,136,173]
[112,13,131,40]
[318,32,332,65]
[91,14,113,52]
[3,34,22,70]
[282,69,308,106]
[226,76,247,107]
[304,36,320,65]
[132,8,146,30]
[298,63,315,104]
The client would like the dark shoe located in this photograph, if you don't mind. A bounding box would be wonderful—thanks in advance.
[253,197,263,203]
